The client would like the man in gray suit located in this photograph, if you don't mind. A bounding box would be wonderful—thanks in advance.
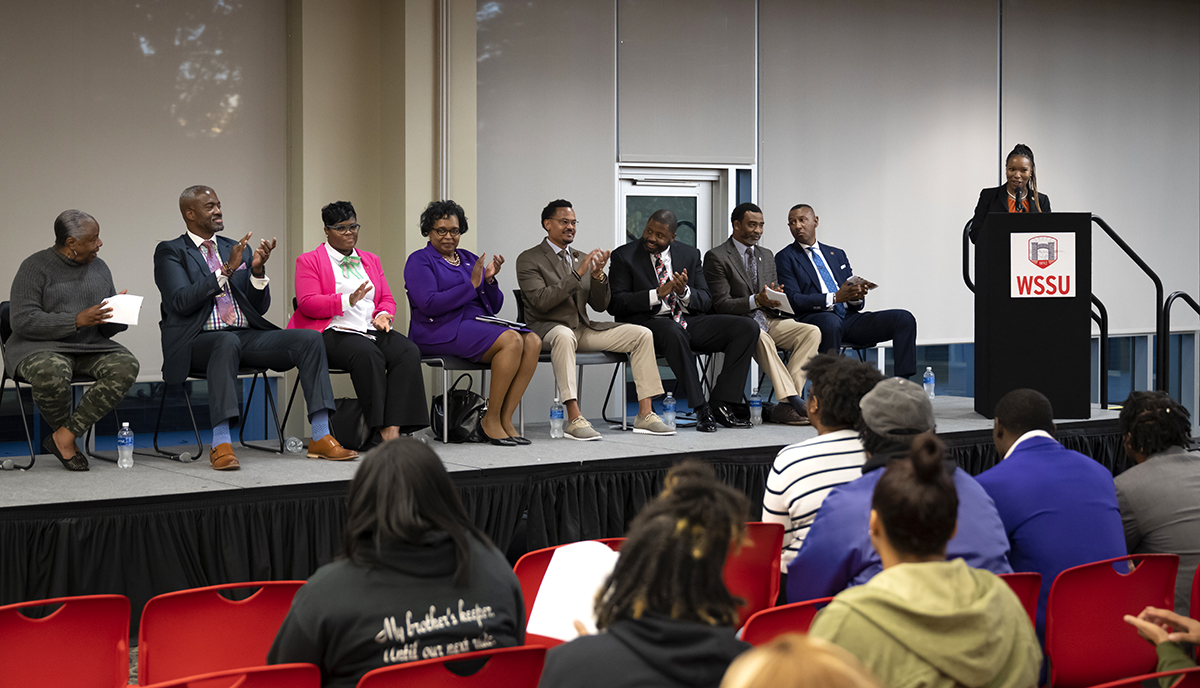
[516,199,673,440]
[703,202,820,425]
[1115,391,1200,616]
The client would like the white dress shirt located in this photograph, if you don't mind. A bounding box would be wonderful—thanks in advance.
[324,242,375,336]
[647,244,692,314]
[186,231,269,291]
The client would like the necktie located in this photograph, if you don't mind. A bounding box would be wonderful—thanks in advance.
[561,250,573,275]
[653,252,686,330]
[201,240,238,325]
[807,246,846,318]
[338,254,364,279]
[746,247,768,332]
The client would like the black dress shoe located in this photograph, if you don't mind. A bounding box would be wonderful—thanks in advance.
[712,402,753,429]
[695,405,719,433]
[508,436,532,445]
[488,436,518,447]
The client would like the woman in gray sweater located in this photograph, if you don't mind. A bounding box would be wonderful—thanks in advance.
[4,210,139,471]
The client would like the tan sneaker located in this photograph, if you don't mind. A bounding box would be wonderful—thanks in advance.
[564,416,602,441]
[634,412,676,436]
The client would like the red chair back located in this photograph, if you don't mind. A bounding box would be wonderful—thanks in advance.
[998,571,1041,627]
[1191,563,1199,620]
[740,596,833,645]
[1085,666,1200,688]
[725,522,784,629]
[1045,554,1178,688]
[140,663,320,688]
[138,581,305,686]
[355,645,545,688]
[0,594,130,687]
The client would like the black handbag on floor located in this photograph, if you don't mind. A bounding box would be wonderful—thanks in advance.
[331,397,372,450]
[430,373,488,443]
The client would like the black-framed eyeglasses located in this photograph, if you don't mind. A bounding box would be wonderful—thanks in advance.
[432,227,462,237]
[325,223,362,235]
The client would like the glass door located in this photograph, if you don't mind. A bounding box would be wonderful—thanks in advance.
[617,170,716,252]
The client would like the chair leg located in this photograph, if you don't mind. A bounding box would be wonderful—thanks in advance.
[3,375,36,470]
[278,376,303,435]
[240,372,286,453]
[144,381,202,462]
[620,360,628,430]
[442,366,450,444]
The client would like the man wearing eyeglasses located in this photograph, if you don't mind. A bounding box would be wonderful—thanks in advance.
[516,199,674,440]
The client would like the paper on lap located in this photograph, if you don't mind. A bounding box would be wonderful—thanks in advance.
[102,294,144,326]
[526,541,620,641]
[765,287,793,314]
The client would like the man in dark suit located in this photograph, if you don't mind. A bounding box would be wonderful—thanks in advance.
[775,204,917,379]
[608,209,758,432]
[704,202,821,425]
[154,185,354,470]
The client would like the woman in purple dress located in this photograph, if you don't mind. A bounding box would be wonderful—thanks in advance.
[405,200,541,446]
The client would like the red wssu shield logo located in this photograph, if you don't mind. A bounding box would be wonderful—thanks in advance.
[1027,235,1058,269]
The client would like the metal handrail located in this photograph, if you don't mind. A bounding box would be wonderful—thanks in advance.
[1162,291,1200,390]
[961,219,974,293]
[1091,295,1109,410]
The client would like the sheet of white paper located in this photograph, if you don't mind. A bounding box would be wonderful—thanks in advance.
[526,541,620,641]
[765,287,793,314]
[102,294,144,326]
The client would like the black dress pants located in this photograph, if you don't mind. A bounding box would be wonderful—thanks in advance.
[641,313,758,407]
[796,309,918,378]
[323,329,429,433]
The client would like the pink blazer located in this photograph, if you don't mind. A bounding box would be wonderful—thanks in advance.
[286,244,397,331]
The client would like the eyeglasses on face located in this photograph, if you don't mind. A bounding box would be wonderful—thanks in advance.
[325,223,362,235]
[556,218,579,227]
[432,227,462,237]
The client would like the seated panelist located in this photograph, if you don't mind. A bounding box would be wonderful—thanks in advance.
[154,185,355,471]
[288,201,429,449]
[4,210,139,471]
[404,200,541,447]
[969,143,1051,243]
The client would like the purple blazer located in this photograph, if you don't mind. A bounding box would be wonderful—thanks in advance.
[404,243,503,347]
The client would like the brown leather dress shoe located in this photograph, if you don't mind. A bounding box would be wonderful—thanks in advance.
[308,434,358,461]
[768,404,811,426]
[209,442,241,471]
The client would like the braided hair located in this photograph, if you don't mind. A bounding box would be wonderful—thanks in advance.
[1006,143,1042,213]
[595,460,749,629]
[1119,391,1194,458]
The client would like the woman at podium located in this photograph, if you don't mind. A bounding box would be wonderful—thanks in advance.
[969,143,1052,242]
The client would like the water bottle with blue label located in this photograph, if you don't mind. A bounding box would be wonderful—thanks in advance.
[923,367,936,400]
[663,393,676,430]
[749,391,763,425]
[550,396,565,438]
[117,422,134,468]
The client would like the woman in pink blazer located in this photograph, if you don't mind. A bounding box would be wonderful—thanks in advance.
[287,201,428,447]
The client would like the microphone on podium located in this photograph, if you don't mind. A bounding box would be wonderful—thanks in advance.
[1014,186,1025,212]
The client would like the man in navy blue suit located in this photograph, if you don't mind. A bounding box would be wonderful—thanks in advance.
[774,204,917,378]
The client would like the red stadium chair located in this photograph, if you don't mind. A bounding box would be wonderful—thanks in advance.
[1045,554,1178,688]
[998,571,1041,627]
[0,594,130,687]
[140,663,321,688]
[1086,666,1200,688]
[726,522,785,629]
[1191,564,1199,621]
[740,596,833,645]
[355,645,546,688]
[138,581,305,686]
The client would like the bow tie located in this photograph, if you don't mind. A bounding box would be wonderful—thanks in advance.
[338,255,364,279]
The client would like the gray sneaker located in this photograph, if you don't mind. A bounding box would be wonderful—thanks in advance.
[565,416,602,441]
[633,412,676,436]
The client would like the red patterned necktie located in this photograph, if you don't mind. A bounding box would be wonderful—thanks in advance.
[653,252,686,330]
[201,240,238,325]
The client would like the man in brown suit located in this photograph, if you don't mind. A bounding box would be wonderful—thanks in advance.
[703,202,821,425]
[516,199,673,440]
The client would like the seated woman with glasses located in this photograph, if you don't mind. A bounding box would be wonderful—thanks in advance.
[288,201,428,448]
[404,200,541,446]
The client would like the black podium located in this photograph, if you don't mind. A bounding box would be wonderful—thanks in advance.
[975,213,1092,419]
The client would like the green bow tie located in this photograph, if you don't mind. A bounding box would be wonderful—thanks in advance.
[338,255,364,279]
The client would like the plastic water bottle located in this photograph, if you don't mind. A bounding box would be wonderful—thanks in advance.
[284,436,306,454]
[749,392,763,425]
[923,367,936,400]
[117,422,134,468]
[663,393,676,430]
[549,396,565,438]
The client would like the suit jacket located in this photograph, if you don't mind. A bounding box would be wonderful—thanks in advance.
[154,233,274,384]
[774,241,865,317]
[287,244,396,332]
[969,184,1052,243]
[703,237,785,317]
[403,242,503,347]
[608,240,712,324]
[515,239,617,338]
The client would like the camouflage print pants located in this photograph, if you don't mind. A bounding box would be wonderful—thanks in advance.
[15,350,140,438]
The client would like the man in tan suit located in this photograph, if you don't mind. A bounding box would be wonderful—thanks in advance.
[703,202,820,425]
[516,199,674,440]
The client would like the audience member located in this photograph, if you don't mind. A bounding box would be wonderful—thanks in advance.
[516,199,672,440]
[774,204,917,379]
[608,209,759,432]
[809,433,1042,687]
[4,209,139,471]
[787,378,1011,603]
[289,201,427,448]
[404,200,541,446]
[1116,391,1200,616]
[538,461,751,688]
[154,186,353,470]
[719,633,881,688]
[1124,606,1199,677]
[762,354,884,571]
[268,439,525,687]
[975,388,1126,639]
[703,202,821,425]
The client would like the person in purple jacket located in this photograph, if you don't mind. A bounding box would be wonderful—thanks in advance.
[786,378,1012,604]
[975,388,1126,641]
[404,200,541,446]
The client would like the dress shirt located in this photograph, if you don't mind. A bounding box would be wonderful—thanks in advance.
[800,240,836,309]
[186,230,270,291]
[324,242,375,335]
[1002,429,1055,460]
[646,244,692,314]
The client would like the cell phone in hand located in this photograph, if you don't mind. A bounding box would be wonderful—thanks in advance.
[847,275,879,290]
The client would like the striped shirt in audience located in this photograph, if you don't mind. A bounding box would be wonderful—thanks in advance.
[762,429,868,567]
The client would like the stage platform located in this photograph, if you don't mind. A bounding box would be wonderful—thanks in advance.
[0,396,1126,638]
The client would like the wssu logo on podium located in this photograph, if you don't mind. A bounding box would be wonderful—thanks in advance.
[1027,235,1058,269]
[1011,233,1075,298]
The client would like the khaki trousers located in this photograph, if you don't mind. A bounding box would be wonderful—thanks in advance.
[543,323,664,403]
[755,317,822,399]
